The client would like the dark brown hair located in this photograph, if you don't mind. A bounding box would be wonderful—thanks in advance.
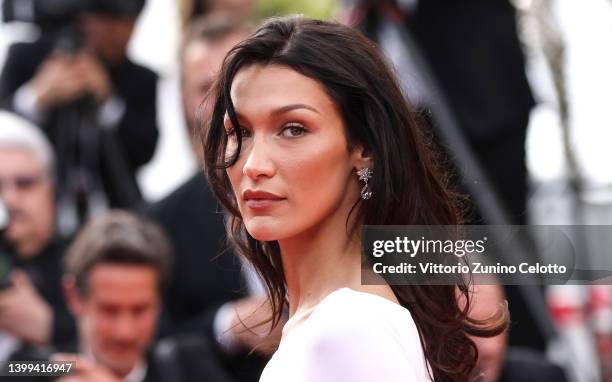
[64,210,173,296]
[202,16,507,381]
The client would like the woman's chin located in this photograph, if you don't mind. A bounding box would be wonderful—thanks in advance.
[245,218,287,242]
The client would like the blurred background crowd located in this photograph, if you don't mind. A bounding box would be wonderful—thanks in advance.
[0,0,611,381]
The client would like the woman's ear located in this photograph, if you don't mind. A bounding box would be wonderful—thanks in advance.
[351,144,373,171]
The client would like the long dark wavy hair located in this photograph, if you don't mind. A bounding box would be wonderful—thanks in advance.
[202,15,508,382]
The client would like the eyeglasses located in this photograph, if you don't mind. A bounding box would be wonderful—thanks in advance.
[0,173,46,194]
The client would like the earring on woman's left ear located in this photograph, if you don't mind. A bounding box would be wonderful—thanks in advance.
[356,168,373,200]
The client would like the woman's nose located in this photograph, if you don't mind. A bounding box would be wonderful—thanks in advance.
[242,136,276,180]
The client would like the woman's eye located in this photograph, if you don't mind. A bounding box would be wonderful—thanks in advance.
[226,127,251,139]
[281,123,307,138]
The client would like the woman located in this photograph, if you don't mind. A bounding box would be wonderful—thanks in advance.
[202,16,507,381]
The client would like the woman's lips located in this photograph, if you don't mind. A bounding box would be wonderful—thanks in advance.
[243,190,286,209]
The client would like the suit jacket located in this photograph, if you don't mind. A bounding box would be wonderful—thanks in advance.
[405,0,546,352]
[148,173,246,335]
[0,37,158,207]
[408,0,535,145]
[9,237,75,346]
[499,347,568,382]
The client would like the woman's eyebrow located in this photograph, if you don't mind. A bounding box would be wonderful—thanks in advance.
[271,104,320,115]
[223,104,320,123]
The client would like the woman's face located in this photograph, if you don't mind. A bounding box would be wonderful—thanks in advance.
[224,64,367,242]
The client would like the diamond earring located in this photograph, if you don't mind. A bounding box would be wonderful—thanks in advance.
[356,168,373,200]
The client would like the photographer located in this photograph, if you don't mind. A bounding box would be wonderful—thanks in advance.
[0,111,74,355]
[57,211,173,382]
[0,0,158,230]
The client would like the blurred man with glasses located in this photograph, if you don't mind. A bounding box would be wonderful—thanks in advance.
[0,111,74,361]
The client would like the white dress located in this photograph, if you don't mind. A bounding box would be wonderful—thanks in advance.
[259,288,432,382]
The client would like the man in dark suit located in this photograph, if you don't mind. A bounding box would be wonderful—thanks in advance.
[0,113,75,350]
[0,0,158,224]
[59,211,174,381]
[148,15,280,382]
[48,211,234,382]
[405,0,543,351]
[407,0,535,226]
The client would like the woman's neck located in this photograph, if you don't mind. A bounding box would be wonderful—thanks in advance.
[278,209,362,318]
